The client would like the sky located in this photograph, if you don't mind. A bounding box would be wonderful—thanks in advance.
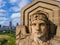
[0,0,32,26]
[0,0,60,26]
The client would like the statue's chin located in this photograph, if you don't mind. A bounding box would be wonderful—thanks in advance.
[34,34,45,41]
[35,33,44,38]
[34,32,49,42]
[37,34,48,42]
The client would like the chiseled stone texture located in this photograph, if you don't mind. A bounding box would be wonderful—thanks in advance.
[16,0,60,45]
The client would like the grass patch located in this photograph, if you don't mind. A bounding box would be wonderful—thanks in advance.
[0,30,16,45]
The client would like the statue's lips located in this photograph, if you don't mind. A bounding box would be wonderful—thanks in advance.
[35,31,42,34]
[35,32,44,37]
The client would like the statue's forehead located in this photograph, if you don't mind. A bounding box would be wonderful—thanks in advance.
[31,20,46,24]
[30,13,48,23]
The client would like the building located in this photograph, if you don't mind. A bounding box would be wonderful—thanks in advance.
[0,21,16,30]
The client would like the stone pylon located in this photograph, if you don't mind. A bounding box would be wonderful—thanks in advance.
[16,0,60,45]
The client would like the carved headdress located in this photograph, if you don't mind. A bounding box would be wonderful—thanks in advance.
[30,11,48,23]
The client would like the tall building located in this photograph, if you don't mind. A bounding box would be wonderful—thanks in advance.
[0,21,19,30]
[16,23,19,26]
[9,21,12,30]
[0,25,1,28]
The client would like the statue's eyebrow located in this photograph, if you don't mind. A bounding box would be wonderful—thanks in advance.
[39,23,46,25]
[35,15,38,20]
[31,23,36,25]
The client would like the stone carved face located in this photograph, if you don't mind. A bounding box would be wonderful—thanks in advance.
[31,19,48,38]
[30,13,49,41]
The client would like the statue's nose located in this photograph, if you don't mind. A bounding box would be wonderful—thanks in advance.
[36,24,40,31]
[36,24,42,33]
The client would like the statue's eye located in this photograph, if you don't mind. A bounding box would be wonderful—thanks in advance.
[32,23,36,26]
[39,23,46,26]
